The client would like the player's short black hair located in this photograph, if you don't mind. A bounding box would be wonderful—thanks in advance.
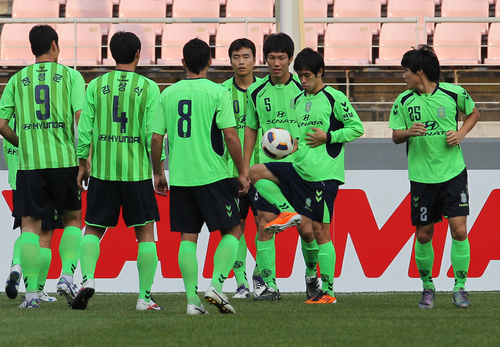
[183,38,211,74]
[228,38,256,59]
[401,45,440,83]
[29,25,58,57]
[294,48,324,76]
[110,31,141,64]
[263,32,294,60]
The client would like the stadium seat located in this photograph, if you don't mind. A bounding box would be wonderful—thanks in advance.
[225,0,274,35]
[65,0,113,35]
[0,24,36,65]
[12,0,59,19]
[376,24,426,65]
[485,23,500,64]
[333,0,382,35]
[57,24,102,66]
[158,23,210,65]
[212,23,264,65]
[387,0,435,36]
[304,24,318,50]
[172,0,221,35]
[119,0,167,35]
[441,0,489,35]
[303,0,328,35]
[324,23,372,65]
[103,24,156,65]
[433,23,481,65]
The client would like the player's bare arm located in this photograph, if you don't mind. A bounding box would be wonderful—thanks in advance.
[224,127,250,195]
[0,119,18,147]
[392,123,427,144]
[446,107,480,147]
[77,158,89,191]
[305,127,327,148]
[151,133,168,196]
[243,126,257,174]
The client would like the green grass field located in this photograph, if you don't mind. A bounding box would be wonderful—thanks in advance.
[1,291,499,347]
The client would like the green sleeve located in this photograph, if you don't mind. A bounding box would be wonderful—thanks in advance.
[245,88,259,130]
[145,81,166,160]
[457,87,476,116]
[0,77,16,121]
[71,69,86,113]
[216,88,236,129]
[388,94,407,130]
[330,96,364,143]
[76,80,96,159]
[152,91,167,136]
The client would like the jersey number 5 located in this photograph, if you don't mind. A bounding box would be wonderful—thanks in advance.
[178,99,192,138]
[35,85,50,120]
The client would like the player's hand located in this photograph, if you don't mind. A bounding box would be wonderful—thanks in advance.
[154,172,169,196]
[408,123,427,137]
[305,127,327,148]
[77,164,89,192]
[446,130,465,146]
[238,174,250,196]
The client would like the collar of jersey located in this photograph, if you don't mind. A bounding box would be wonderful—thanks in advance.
[414,82,439,97]
[232,76,256,92]
[268,73,293,87]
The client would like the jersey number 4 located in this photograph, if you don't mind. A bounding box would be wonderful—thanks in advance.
[113,95,128,133]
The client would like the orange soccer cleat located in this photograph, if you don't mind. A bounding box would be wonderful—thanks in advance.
[263,212,302,234]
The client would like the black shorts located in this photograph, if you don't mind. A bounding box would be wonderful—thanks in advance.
[238,185,257,220]
[265,162,339,223]
[12,190,63,231]
[410,168,469,226]
[85,177,160,228]
[13,167,81,220]
[170,178,240,233]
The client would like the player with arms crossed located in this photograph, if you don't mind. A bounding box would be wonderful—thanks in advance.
[221,38,266,298]
[249,48,364,303]
[73,32,161,311]
[244,33,320,301]
[152,38,250,315]
[389,45,479,309]
[0,25,85,308]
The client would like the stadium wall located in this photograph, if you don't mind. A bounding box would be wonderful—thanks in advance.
[1,138,499,293]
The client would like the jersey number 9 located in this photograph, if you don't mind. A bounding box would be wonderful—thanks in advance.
[35,85,50,120]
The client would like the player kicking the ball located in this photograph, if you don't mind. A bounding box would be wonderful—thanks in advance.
[249,48,364,303]
[389,45,479,309]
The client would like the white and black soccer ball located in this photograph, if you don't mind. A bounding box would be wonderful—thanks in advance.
[261,127,294,160]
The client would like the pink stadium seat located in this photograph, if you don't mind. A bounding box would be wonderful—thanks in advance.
[333,0,382,35]
[324,23,372,65]
[433,23,481,65]
[172,0,220,35]
[103,24,156,65]
[12,0,59,18]
[485,23,500,64]
[57,24,102,66]
[303,0,328,35]
[212,23,264,65]
[304,24,318,50]
[119,0,167,35]
[157,23,210,65]
[387,0,435,36]
[0,24,37,65]
[376,23,426,65]
[441,0,489,35]
[225,0,274,35]
[65,0,113,35]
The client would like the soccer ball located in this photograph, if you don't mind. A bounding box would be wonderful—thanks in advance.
[261,128,294,160]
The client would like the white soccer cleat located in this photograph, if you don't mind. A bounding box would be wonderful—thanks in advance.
[71,279,95,310]
[204,286,235,314]
[38,291,58,302]
[252,274,267,297]
[187,304,209,315]
[5,264,22,300]
[233,284,251,299]
[56,277,80,305]
[136,298,163,311]
[19,298,40,308]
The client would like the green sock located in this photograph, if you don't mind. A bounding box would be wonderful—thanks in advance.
[233,234,249,288]
[451,238,470,292]
[211,234,239,292]
[301,238,319,278]
[12,235,22,266]
[415,239,435,291]
[37,247,52,292]
[20,232,41,293]
[137,242,158,302]
[59,226,82,276]
[254,179,295,213]
[178,241,200,306]
[80,234,100,282]
[318,242,336,296]
[256,237,277,291]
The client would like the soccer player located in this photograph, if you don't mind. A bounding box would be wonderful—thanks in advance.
[73,31,161,311]
[389,45,479,309]
[151,38,250,315]
[0,25,85,309]
[4,115,62,303]
[244,33,320,301]
[249,48,364,303]
[221,38,266,299]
